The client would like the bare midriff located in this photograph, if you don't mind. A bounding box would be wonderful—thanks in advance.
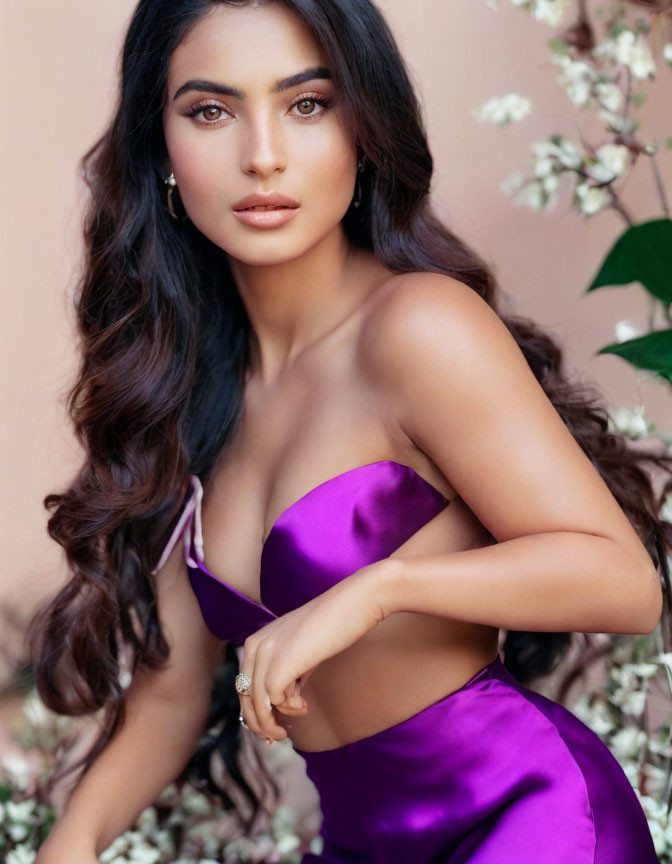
[273,500,500,753]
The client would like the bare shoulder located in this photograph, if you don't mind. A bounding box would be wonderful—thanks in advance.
[358,270,520,391]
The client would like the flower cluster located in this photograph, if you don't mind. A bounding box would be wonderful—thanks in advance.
[483,0,672,217]
[571,638,672,858]
[0,683,322,863]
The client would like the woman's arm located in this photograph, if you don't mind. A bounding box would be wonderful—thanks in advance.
[38,535,223,861]
[360,274,662,635]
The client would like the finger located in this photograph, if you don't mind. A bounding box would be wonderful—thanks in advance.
[280,681,308,712]
[252,646,289,741]
[239,689,265,738]
[269,674,308,715]
[274,698,308,716]
[239,641,277,740]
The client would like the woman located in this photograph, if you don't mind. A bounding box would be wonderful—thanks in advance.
[31,0,671,861]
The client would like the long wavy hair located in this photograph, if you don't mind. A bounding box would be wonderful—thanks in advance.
[26,0,672,829]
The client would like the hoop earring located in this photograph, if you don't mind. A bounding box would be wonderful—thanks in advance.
[352,155,367,209]
[164,172,188,222]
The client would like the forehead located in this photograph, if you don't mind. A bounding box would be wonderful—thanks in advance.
[167,3,328,92]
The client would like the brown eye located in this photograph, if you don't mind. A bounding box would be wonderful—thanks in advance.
[186,102,232,125]
[289,94,333,120]
[296,99,316,115]
[203,106,223,121]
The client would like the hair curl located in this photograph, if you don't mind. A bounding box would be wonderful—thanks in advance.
[26,0,672,829]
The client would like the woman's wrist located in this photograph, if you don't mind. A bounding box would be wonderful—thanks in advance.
[359,556,406,622]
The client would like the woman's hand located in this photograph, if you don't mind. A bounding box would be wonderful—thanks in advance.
[238,562,388,742]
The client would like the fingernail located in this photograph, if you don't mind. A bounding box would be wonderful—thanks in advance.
[265,737,273,745]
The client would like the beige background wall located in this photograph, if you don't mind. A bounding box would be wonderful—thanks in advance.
[2,0,671,637]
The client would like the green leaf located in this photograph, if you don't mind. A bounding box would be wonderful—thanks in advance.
[585,218,672,303]
[596,329,672,383]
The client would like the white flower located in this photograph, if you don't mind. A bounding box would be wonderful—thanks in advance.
[595,82,623,112]
[594,30,656,80]
[648,734,672,757]
[542,173,560,195]
[648,819,668,855]
[597,108,637,136]
[643,763,669,797]
[611,664,640,690]
[532,156,555,178]
[22,690,53,729]
[2,753,32,791]
[557,139,583,169]
[641,794,670,823]
[556,59,597,106]
[6,846,37,864]
[180,786,212,817]
[610,726,647,759]
[619,31,656,80]
[100,836,130,861]
[611,687,646,716]
[500,171,526,197]
[590,143,630,183]
[310,834,325,854]
[639,795,671,854]
[664,43,672,67]
[519,180,547,210]
[512,0,571,26]
[276,833,301,854]
[622,759,640,787]
[656,652,672,670]
[575,181,611,215]
[608,405,651,439]
[532,138,583,170]
[128,847,161,864]
[571,695,615,736]
[475,93,532,125]
[9,822,31,841]
[614,319,641,343]
[624,662,659,679]
[6,799,36,823]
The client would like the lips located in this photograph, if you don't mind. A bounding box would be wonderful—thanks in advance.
[232,191,300,211]
[240,204,292,211]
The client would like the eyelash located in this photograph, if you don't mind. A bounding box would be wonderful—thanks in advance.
[185,92,335,126]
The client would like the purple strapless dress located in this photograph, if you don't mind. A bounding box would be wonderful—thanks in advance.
[151,461,657,862]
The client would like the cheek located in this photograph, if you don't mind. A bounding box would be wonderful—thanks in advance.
[298,131,357,218]
[163,118,224,204]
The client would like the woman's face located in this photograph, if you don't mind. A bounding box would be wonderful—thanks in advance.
[162,2,358,266]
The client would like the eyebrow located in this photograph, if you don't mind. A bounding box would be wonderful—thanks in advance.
[172,66,332,102]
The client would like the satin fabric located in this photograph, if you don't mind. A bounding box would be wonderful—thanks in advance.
[151,461,451,645]
[151,462,657,860]
[296,655,657,863]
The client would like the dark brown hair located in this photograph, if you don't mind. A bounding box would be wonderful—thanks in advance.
[26,0,672,829]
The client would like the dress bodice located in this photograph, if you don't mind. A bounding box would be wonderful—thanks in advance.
[151,461,453,646]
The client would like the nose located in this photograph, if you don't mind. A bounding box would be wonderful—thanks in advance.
[240,113,287,179]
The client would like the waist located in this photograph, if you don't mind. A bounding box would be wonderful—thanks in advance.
[278,617,499,752]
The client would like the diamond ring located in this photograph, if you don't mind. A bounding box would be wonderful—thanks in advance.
[235,671,252,696]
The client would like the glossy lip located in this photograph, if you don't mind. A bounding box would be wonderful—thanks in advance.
[233,206,300,229]
[232,191,300,211]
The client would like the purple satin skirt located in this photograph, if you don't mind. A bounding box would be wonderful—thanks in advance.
[294,655,656,863]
